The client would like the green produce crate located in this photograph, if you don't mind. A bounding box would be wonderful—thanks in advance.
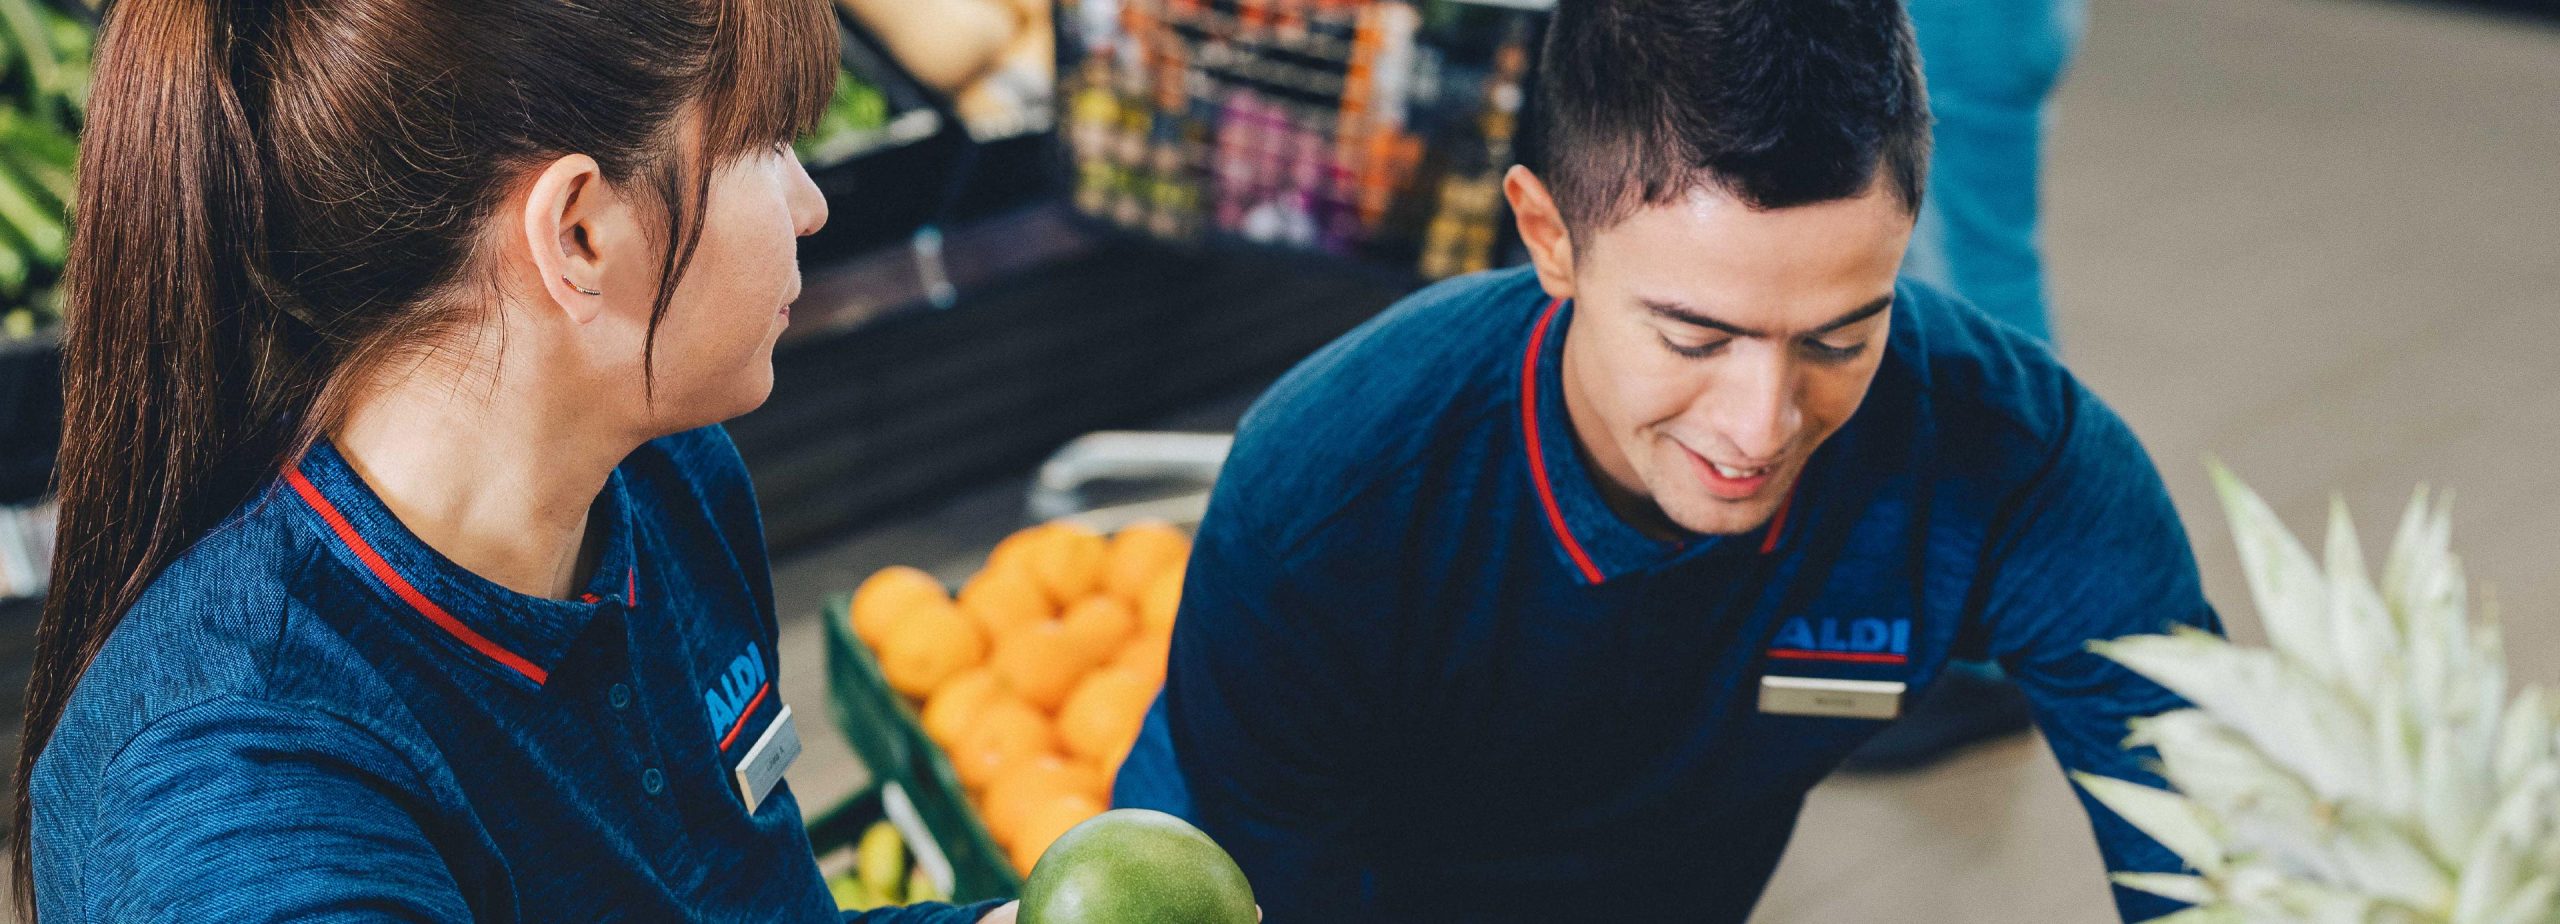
[819,593,1023,901]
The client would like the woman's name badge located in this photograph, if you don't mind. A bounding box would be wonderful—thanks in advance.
[734,703,802,813]
[1758,675,1906,720]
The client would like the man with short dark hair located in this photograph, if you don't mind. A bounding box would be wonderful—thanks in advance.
[1114,1,2217,921]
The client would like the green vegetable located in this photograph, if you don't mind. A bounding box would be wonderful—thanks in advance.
[0,0,61,125]
[0,159,66,264]
[0,244,25,300]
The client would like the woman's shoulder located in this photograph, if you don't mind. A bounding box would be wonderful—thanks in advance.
[44,495,412,783]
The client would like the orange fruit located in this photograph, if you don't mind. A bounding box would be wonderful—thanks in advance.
[991,621,1106,712]
[852,566,949,650]
[951,697,1055,792]
[1021,523,1108,606]
[959,566,1053,640]
[1008,791,1107,875]
[1114,629,1173,688]
[987,525,1045,574]
[877,601,986,699]
[1104,522,1191,601]
[1059,596,1137,661]
[1057,667,1157,766]
[981,754,1108,846]
[920,668,1007,751]
[1137,562,1185,636]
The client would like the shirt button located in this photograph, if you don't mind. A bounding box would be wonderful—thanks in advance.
[609,684,631,709]
[642,768,665,795]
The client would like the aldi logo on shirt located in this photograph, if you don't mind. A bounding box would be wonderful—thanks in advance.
[1767,616,1911,664]
[706,642,771,748]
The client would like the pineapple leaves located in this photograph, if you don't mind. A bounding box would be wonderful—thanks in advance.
[2084,466,2559,924]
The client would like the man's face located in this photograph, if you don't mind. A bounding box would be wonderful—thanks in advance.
[1520,172,1912,537]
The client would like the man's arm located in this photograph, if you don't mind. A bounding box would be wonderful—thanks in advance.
[1972,385,2224,923]
[1132,497,1388,923]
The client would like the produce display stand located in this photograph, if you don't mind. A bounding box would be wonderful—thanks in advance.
[810,593,1025,903]
[803,435,1227,903]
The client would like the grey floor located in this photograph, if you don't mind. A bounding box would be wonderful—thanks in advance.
[766,0,2560,920]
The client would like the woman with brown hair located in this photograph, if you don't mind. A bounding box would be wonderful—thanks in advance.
[12,0,1009,919]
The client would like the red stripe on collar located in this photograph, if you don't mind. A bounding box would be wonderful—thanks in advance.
[1758,490,1794,555]
[1520,297,1607,584]
[286,469,551,686]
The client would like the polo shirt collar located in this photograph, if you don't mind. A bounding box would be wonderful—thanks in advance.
[284,439,639,689]
[1518,297,1791,585]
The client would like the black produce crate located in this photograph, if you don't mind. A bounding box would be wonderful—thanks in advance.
[0,333,59,506]
[729,239,1415,554]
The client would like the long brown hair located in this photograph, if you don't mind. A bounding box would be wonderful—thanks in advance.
[14,0,835,911]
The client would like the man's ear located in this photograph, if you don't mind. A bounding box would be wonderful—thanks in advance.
[1504,165,1578,302]
[519,154,621,325]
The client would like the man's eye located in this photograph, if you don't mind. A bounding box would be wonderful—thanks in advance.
[1661,335,1728,359]
[1802,339,1868,363]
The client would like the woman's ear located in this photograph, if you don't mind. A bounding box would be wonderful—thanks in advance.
[519,154,623,325]
[1504,165,1579,302]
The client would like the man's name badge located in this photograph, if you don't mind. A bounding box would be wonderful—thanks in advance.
[734,703,802,813]
[1758,675,1907,721]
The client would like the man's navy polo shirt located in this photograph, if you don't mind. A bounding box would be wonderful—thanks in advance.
[1115,266,2220,922]
[32,427,997,923]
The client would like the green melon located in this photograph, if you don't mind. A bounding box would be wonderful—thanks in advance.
[1018,809,1256,924]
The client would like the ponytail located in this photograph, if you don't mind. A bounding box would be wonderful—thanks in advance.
[12,1,335,912]
[8,0,833,910]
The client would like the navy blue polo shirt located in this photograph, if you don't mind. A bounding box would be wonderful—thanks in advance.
[32,427,999,923]
[1115,266,2220,922]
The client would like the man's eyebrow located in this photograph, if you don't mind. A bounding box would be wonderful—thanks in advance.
[1810,295,1895,335]
[1641,293,1895,338]
[1642,300,1758,337]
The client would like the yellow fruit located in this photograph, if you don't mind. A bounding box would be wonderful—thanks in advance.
[982,754,1108,846]
[1022,522,1108,606]
[951,697,1055,792]
[852,566,949,650]
[991,621,1107,712]
[1137,562,1185,636]
[1104,522,1191,601]
[878,601,986,699]
[1008,791,1108,875]
[920,668,1007,751]
[1114,629,1172,688]
[959,566,1053,640]
[1057,668,1157,766]
[1059,596,1137,662]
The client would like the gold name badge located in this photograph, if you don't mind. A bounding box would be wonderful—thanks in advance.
[1758,675,1907,721]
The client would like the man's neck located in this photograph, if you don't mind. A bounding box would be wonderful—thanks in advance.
[1557,324,1687,543]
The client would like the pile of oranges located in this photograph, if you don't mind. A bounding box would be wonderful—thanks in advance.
[848,520,1190,875]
